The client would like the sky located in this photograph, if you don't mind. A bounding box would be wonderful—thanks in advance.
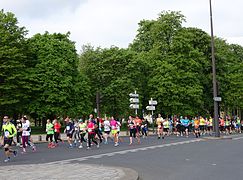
[1,0,242,52]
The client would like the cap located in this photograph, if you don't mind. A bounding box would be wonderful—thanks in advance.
[79,119,83,122]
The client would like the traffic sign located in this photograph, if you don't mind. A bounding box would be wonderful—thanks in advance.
[130,98,139,103]
[129,93,139,98]
[149,100,157,105]
[130,104,139,109]
[146,105,155,111]
[213,97,222,102]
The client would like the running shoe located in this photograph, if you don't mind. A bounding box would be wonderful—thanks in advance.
[78,145,83,149]
[13,150,18,157]
[4,158,10,162]
[97,144,100,148]
[32,146,37,152]
[87,147,90,150]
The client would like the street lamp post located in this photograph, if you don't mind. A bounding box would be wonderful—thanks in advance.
[209,0,220,137]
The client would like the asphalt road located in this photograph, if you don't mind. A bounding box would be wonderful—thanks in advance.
[1,134,243,180]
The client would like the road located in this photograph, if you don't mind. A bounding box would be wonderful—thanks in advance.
[1,134,243,180]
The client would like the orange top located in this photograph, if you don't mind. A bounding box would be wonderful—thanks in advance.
[134,118,142,126]
[194,119,200,128]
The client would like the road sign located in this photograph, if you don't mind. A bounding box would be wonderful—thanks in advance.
[149,100,157,105]
[146,105,155,111]
[129,93,139,98]
[130,104,139,109]
[213,97,222,102]
[130,98,139,103]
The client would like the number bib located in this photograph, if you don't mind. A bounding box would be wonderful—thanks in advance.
[4,131,9,138]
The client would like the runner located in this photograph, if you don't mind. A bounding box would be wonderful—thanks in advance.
[110,116,119,147]
[163,118,170,137]
[181,117,190,137]
[22,116,36,151]
[16,119,22,147]
[194,117,200,138]
[1,116,18,162]
[207,116,213,136]
[103,117,111,144]
[46,119,55,148]
[53,119,63,146]
[87,118,99,149]
[219,117,225,134]
[20,117,33,153]
[127,116,139,145]
[141,118,149,138]
[78,119,87,149]
[64,117,74,148]
[156,114,164,139]
[116,119,123,143]
[73,119,80,147]
[199,116,206,135]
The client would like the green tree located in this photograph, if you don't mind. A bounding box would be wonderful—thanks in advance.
[0,9,29,117]
[27,32,91,118]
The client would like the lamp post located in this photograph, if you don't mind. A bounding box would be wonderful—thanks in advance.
[209,0,220,137]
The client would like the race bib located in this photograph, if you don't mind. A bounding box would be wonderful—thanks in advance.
[88,128,92,132]
[66,126,70,131]
[4,131,9,137]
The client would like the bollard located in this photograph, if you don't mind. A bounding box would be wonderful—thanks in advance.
[38,135,42,141]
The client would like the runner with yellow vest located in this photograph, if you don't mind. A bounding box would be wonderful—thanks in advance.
[163,118,170,137]
[199,116,206,135]
[1,116,18,162]
[207,117,213,136]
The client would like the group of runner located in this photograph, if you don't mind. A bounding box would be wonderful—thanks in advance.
[155,114,243,139]
[1,115,36,162]
[1,113,242,162]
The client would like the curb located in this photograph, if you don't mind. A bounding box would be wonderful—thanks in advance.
[120,166,140,180]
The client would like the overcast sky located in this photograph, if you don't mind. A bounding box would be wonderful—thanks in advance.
[1,0,242,51]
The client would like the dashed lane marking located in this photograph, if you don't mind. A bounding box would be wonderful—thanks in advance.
[46,139,203,165]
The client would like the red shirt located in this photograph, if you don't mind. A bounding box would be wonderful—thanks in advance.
[54,122,61,133]
[87,122,95,134]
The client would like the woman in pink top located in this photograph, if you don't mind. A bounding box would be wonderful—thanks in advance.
[110,116,119,147]
[87,119,99,149]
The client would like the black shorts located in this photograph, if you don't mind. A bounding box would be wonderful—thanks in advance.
[4,138,13,146]
[130,129,136,138]
[67,133,73,138]
[199,125,205,131]
[163,128,169,132]
[104,131,110,135]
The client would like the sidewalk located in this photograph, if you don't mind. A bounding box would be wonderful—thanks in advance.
[0,163,139,180]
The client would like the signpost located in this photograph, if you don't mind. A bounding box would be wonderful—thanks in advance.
[129,91,139,115]
[146,98,157,133]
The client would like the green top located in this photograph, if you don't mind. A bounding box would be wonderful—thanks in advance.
[46,123,54,135]
[2,122,17,138]
[79,123,87,134]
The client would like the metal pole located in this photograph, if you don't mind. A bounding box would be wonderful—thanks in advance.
[152,110,154,134]
[209,0,220,137]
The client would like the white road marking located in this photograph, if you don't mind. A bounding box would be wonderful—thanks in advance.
[232,136,243,140]
[46,139,203,165]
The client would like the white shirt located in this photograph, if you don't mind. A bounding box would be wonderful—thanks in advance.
[103,120,111,131]
[22,121,30,136]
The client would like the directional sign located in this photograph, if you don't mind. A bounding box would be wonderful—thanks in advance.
[129,93,139,98]
[130,98,139,103]
[146,105,155,111]
[213,97,222,102]
[130,104,139,109]
[149,100,157,105]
